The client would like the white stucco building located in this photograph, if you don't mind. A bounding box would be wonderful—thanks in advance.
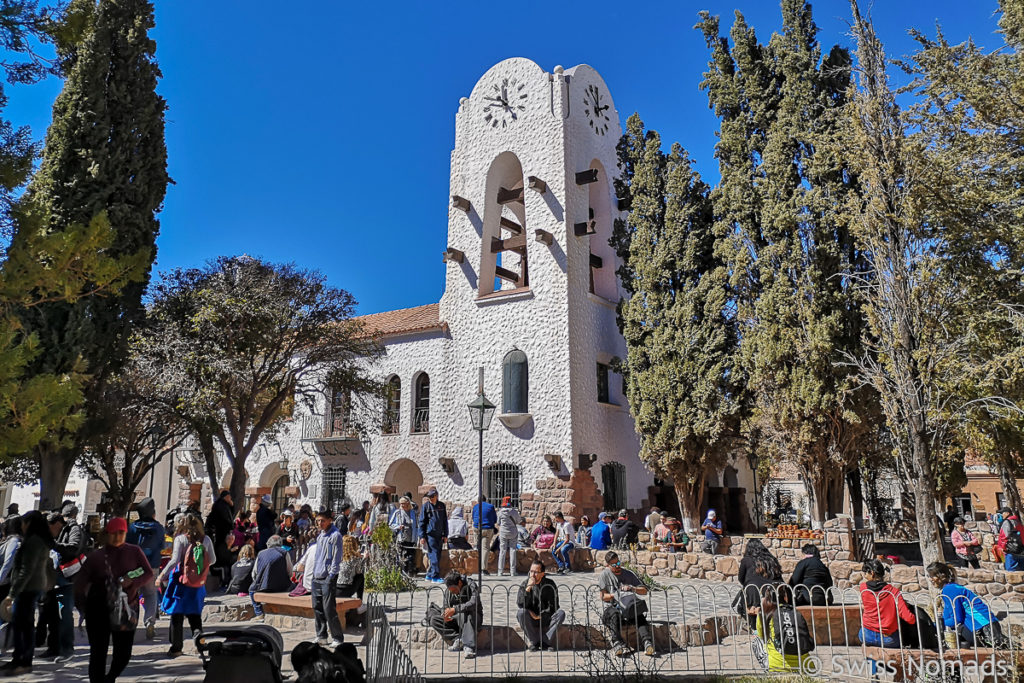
[192,58,664,520]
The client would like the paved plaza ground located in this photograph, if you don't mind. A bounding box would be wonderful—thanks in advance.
[1,571,1021,681]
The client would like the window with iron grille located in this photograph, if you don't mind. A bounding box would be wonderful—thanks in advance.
[413,373,430,433]
[596,363,611,403]
[322,466,347,514]
[601,462,626,510]
[485,463,521,508]
[383,375,401,434]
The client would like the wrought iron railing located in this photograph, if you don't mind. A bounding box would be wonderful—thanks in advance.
[412,407,429,434]
[853,528,875,562]
[382,411,400,435]
[301,414,357,440]
[366,596,425,683]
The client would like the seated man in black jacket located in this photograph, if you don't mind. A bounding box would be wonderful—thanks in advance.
[426,571,482,659]
[516,559,567,651]
[788,544,834,606]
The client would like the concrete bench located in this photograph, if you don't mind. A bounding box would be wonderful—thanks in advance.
[252,592,362,629]
[797,604,863,646]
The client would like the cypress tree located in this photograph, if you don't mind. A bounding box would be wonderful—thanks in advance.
[612,114,740,530]
[697,1,871,523]
[12,0,167,508]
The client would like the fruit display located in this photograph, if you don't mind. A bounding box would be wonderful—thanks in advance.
[766,524,823,540]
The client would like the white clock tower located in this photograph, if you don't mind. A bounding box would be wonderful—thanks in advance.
[434,58,644,509]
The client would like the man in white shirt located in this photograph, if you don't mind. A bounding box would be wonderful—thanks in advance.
[551,512,575,575]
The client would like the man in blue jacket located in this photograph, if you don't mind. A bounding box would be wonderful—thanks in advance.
[127,497,165,640]
[419,489,448,583]
[589,512,612,551]
[472,496,497,574]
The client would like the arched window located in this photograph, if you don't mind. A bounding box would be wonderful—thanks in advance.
[502,349,528,413]
[484,463,521,508]
[602,462,626,510]
[413,373,430,433]
[383,375,401,434]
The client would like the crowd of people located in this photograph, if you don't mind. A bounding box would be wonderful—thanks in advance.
[0,489,1017,678]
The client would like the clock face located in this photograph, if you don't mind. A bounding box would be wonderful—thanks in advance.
[483,77,527,128]
[584,84,610,135]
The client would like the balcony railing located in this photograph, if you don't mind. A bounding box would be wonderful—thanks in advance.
[382,411,400,435]
[301,414,358,441]
[412,407,429,434]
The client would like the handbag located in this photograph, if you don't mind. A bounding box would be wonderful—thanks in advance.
[106,556,139,632]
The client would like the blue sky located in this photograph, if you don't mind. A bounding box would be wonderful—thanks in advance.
[2,0,1006,315]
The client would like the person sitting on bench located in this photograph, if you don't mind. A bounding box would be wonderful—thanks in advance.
[928,561,1006,648]
[250,535,293,618]
[788,544,833,606]
[859,559,915,648]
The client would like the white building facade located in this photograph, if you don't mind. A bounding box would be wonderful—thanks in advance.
[196,59,657,519]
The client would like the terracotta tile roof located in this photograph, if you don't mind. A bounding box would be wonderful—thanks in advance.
[354,303,443,338]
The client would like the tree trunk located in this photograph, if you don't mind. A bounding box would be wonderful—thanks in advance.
[806,466,844,527]
[38,445,77,511]
[846,466,865,520]
[229,459,248,515]
[198,431,220,509]
[997,455,1023,514]
[673,469,706,533]
[909,423,945,565]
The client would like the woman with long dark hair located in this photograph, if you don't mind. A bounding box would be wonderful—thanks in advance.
[736,538,783,627]
[0,511,54,675]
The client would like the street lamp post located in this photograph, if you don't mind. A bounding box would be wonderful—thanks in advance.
[466,367,495,593]
[746,451,760,532]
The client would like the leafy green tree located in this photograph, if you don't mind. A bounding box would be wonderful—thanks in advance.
[903,0,1024,509]
[139,256,384,512]
[81,340,190,517]
[697,1,872,523]
[611,114,740,530]
[11,0,168,508]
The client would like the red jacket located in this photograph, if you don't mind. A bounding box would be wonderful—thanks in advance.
[997,516,1023,552]
[860,581,915,636]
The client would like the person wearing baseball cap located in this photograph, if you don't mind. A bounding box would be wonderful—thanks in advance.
[589,512,612,551]
[418,489,448,583]
[75,518,152,682]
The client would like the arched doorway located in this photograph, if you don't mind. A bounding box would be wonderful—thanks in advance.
[385,459,423,501]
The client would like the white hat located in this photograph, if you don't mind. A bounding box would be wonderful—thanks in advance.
[281,509,294,517]
[261,494,272,505]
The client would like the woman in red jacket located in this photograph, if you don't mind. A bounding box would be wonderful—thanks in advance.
[859,559,915,648]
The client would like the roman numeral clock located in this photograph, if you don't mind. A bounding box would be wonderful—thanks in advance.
[482,76,527,128]
[584,84,610,135]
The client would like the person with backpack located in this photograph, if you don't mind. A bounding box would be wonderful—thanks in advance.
[597,551,655,657]
[75,517,152,683]
[928,562,1007,648]
[753,588,814,672]
[157,514,214,657]
[997,508,1024,571]
[126,497,165,640]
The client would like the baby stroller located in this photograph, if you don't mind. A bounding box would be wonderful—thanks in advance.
[195,624,285,683]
